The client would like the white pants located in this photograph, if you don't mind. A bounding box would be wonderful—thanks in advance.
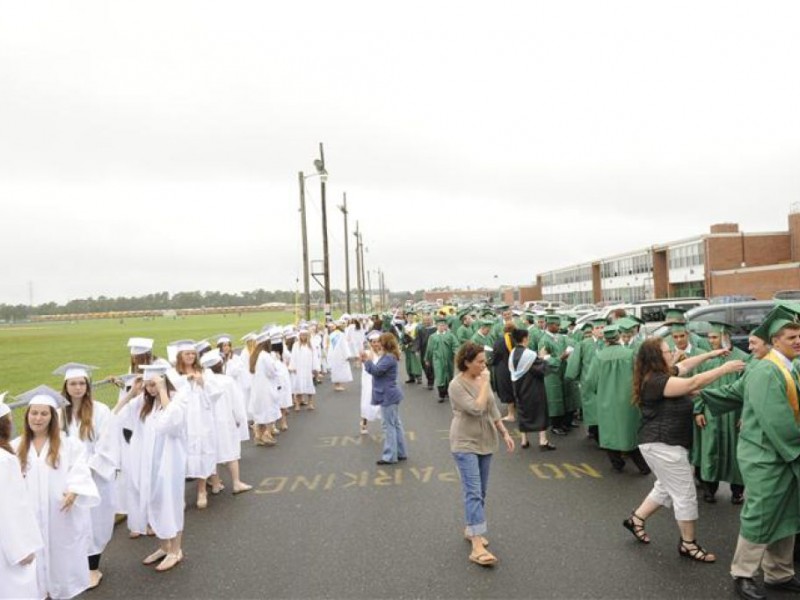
[639,442,698,521]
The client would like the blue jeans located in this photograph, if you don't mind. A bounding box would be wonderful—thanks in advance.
[452,452,492,537]
[381,403,407,462]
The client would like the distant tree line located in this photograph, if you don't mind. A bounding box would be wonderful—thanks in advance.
[0,288,426,322]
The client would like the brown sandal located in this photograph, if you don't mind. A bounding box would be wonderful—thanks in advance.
[469,551,497,567]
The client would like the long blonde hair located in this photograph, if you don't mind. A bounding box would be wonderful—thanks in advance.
[17,406,61,471]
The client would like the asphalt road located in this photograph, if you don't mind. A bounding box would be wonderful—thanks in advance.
[97,366,759,599]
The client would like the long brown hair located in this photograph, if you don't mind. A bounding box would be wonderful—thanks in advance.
[176,350,201,375]
[0,414,13,455]
[379,333,401,359]
[18,405,61,471]
[140,377,176,422]
[632,338,671,407]
[249,340,271,374]
[61,377,95,441]
[130,351,153,374]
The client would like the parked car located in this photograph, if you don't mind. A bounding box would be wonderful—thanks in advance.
[651,300,775,353]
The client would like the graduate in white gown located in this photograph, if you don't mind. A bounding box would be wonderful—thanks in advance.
[12,385,100,600]
[270,328,294,431]
[237,332,257,422]
[217,334,250,443]
[109,365,188,572]
[359,331,383,434]
[329,319,354,391]
[248,331,282,446]
[53,362,116,590]
[0,393,44,600]
[171,340,222,510]
[289,328,320,411]
[200,350,252,496]
[310,323,327,382]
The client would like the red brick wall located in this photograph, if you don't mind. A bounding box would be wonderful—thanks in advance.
[652,250,668,298]
[591,263,602,303]
[743,234,791,267]
[710,223,739,234]
[789,213,800,261]
[519,285,542,303]
[707,236,744,271]
[710,266,800,300]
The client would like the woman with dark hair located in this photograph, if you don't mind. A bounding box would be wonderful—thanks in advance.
[0,393,43,599]
[54,363,115,589]
[111,366,188,572]
[361,332,407,464]
[491,322,517,421]
[449,342,515,567]
[13,385,100,598]
[508,329,554,451]
[623,337,744,563]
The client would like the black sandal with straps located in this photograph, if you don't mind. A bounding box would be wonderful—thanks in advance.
[622,512,650,544]
[678,539,716,563]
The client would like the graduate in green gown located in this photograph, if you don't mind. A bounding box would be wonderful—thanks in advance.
[490,305,512,341]
[455,312,475,347]
[401,312,423,384]
[582,325,650,474]
[470,318,494,350]
[664,308,712,352]
[538,314,570,435]
[691,322,749,504]
[729,305,800,593]
[618,316,644,352]
[424,316,458,403]
[565,319,606,439]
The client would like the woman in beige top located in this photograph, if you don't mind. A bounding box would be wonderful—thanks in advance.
[448,342,515,567]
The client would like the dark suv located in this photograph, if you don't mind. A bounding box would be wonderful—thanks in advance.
[652,300,775,353]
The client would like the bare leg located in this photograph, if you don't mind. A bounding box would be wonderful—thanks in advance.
[209,472,224,494]
[227,460,252,493]
[196,479,208,508]
[279,409,289,431]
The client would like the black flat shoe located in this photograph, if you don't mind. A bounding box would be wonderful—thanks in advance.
[703,492,717,504]
[520,442,530,449]
[731,493,744,505]
[376,459,397,465]
[539,443,556,451]
[398,456,408,461]
[550,427,568,436]
[765,575,800,592]
[735,577,766,600]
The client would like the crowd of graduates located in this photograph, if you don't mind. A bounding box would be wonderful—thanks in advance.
[3,300,800,599]
[392,300,800,598]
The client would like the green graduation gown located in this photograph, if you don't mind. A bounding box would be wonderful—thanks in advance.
[583,343,639,451]
[456,325,473,347]
[737,355,800,544]
[691,348,749,485]
[565,336,604,426]
[539,332,567,418]
[424,331,458,388]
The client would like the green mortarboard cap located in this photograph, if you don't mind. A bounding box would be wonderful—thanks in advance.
[479,318,494,328]
[670,323,688,334]
[591,318,607,327]
[545,315,561,324]
[494,304,510,311]
[706,321,731,334]
[580,322,593,331]
[603,324,620,340]
[435,316,448,324]
[751,306,800,342]
[405,310,417,316]
[617,317,638,333]
[565,315,577,323]
[664,308,687,322]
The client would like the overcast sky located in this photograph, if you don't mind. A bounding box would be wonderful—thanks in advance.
[1,1,799,305]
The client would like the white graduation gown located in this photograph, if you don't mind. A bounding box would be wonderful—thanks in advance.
[181,375,222,479]
[289,344,318,395]
[115,392,188,540]
[360,357,382,422]
[12,434,100,600]
[273,352,294,409]
[205,370,244,463]
[329,331,353,384]
[236,349,254,420]
[223,358,250,442]
[0,450,43,600]
[248,351,283,425]
[63,401,116,557]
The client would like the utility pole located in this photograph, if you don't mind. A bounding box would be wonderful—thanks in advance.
[339,192,351,314]
[380,270,386,309]
[354,221,363,313]
[318,143,331,316]
[367,270,373,312]
[298,171,311,321]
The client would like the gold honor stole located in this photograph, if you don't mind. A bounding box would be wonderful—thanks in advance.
[764,350,800,423]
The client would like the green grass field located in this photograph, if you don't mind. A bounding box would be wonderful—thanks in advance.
[0,310,318,428]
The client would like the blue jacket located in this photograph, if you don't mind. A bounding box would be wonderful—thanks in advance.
[364,355,404,406]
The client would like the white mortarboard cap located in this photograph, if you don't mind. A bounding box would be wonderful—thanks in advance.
[139,364,170,382]
[52,362,98,381]
[127,337,154,356]
[269,327,283,344]
[195,340,212,353]
[215,333,232,345]
[170,340,196,353]
[16,385,66,410]
[254,331,271,344]
[0,392,9,419]
[114,373,139,389]
[367,331,381,341]
[199,349,223,369]
[241,332,256,342]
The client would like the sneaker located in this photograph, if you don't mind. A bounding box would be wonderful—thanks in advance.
[550,427,568,436]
